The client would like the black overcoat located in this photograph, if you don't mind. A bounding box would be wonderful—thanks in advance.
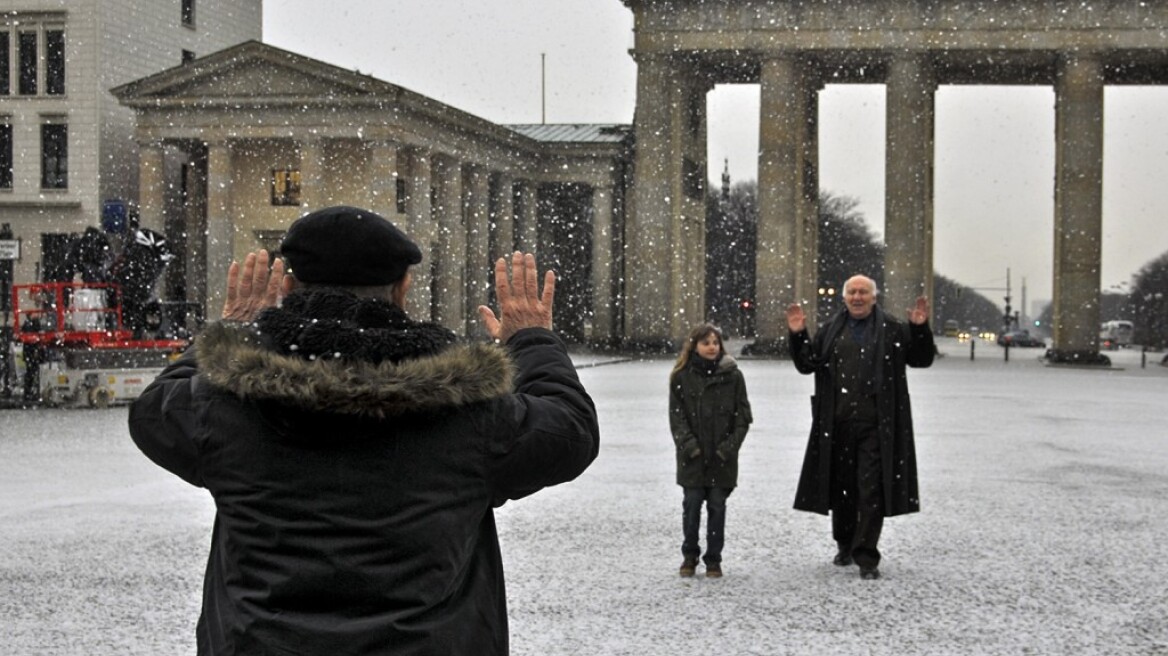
[128,289,599,656]
[669,355,752,488]
[788,305,934,517]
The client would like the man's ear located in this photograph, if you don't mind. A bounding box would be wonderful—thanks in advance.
[392,272,412,308]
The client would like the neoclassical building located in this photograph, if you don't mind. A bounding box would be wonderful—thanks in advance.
[621,0,1168,361]
[113,41,631,344]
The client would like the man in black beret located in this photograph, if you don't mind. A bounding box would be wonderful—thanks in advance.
[129,205,600,655]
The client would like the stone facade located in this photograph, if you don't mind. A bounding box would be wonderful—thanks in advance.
[0,0,261,287]
[621,0,1168,359]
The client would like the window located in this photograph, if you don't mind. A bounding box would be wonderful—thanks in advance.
[396,178,408,214]
[18,31,37,95]
[41,121,68,190]
[45,30,64,95]
[0,120,12,189]
[0,32,9,95]
[182,49,196,65]
[270,168,301,206]
[683,157,703,200]
[182,0,196,27]
[2,20,64,96]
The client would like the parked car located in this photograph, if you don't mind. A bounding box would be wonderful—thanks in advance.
[998,330,1045,348]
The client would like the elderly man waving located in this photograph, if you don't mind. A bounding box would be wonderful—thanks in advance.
[786,274,934,580]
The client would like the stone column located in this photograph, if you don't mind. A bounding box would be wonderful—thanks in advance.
[137,141,166,232]
[431,154,465,335]
[1050,53,1105,363]
[204,141,234,320]
[799,71,823,327]
[464,165,491,337]
[755,55,815,348]
[626,52,676,348]
[186,148,210,309]
[368,140,399,220]
[491,172,516,261]
[517,180,539,253]
[404,148,434,320]
[670,72,712,339]
[883,55,936,321]
[297,137,324,213]
[590,184,615,344]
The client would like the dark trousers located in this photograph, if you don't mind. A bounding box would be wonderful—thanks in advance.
[830,420,884,568]
[682,486,732,565]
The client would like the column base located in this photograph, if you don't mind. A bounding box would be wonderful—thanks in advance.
[586,337,623,353]
[619,337,678,355]
[741,337,789,357]
[1043,349,1111,366]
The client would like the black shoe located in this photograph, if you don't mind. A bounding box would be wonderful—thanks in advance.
[859,566,881,580]
[833,548,854,567]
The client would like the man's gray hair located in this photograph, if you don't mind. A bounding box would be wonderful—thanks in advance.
[842,275,880,296]
[298,281,396,301]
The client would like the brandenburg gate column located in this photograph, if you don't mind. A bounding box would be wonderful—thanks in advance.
[204,141,234,320]
[297,137,324,213]
[491,172,516,261]
[464,164,491,336]
[1050,53,1105,362]
[404,147,434,321]
[367,140,399,222]
[432,154,466,335]
[516,180,539,253]
[136,141,166,232]
[756,55,817,348]
[883,55,936,319]
[625,52,676,347]
[590,184,615,344]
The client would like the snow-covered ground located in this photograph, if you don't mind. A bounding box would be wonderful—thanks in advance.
[2,339,1165,655]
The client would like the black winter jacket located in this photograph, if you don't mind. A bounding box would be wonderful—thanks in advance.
[669,355,752,488]
[788,305,934,517]
[128,289,599,656]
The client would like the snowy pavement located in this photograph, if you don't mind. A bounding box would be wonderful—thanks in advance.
[1,339,1166,655]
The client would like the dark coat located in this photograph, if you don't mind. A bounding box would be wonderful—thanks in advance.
[669,355,752,488]
[128,289,599,656]
[788,305,934,517]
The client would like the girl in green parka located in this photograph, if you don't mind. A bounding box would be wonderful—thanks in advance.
[669,323,752,578]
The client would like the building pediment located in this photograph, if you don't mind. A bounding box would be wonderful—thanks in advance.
[112,40,398,106]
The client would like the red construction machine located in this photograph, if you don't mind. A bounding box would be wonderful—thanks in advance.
[12,281,188,407]
[2,224,192,408]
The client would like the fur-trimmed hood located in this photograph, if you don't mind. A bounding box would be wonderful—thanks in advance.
[197,291,514,419]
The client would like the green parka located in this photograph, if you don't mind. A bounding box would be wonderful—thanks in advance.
[669,355,752,488]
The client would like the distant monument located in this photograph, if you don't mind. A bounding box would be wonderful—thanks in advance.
[620,0,1168,362]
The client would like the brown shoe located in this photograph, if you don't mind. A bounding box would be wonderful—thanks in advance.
[679,557,698,577]
[705,563,722,578]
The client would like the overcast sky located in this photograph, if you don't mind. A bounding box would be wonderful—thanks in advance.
[264,0,1168,313]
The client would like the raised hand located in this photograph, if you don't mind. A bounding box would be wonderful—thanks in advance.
[477,252,555,344]
[909,296,930,325]
[222,249,291,321]
[786,303,807,333]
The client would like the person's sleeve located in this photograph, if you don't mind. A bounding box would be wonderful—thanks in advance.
[717,371,752,460]
[127,346,206,488]
[669,376,698,453]
[788,328,817,374]
[487,328,600,503]
[906,322,936,368]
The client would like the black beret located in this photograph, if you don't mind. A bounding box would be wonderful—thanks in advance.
[280,206,422,285]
